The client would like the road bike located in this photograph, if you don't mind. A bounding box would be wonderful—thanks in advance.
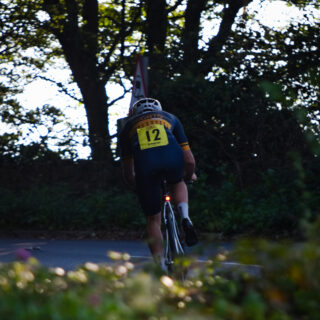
[161,180,186,277]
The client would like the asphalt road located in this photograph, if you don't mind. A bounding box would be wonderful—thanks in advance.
[0,238,235,271]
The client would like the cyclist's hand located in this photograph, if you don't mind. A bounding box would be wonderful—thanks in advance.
[191,172,198,182]
[185,173,197,185]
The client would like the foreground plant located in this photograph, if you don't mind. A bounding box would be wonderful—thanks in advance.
[1,224,320,319]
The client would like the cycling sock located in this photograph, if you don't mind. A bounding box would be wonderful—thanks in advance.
[177,202,190,222]
[153,254,167,273]
[160,256,167,273]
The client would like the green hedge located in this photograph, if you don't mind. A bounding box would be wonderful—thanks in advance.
[1,153,319,237]
[189,162,320,237]
[0,185,144,231]
[1,167,319,238]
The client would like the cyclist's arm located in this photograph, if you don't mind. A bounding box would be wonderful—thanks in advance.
[183,149,196,181]
[122,157,136,188]
[171,115,196,181]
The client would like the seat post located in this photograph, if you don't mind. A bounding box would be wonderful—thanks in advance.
[162,179,168,196]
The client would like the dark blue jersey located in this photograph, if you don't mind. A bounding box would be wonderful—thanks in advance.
[119,110,190,161]
[119,110,189,216]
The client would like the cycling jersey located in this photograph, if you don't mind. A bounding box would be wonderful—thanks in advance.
[119,110,190,216]
[120,110,190,160]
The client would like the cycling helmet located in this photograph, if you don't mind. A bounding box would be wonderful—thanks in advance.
[130,98,162,116]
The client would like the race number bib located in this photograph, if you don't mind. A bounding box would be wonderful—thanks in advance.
[137,124,168,150]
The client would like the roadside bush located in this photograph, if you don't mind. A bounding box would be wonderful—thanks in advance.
[190,165,319,238]
[1,166,318,238]
[0,153,318,238]
[0,217,320,319]
[0,184,144,231]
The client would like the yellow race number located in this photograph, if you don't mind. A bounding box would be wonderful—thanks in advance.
[137,124,168,150]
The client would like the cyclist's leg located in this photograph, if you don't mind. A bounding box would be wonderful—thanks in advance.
[163,147,197,246]
[170,181,198,246]
[161,143,189,219]
[172,181,192,221]
[171,180,188,208]
[135,172,167,269]
[146,212,163,257]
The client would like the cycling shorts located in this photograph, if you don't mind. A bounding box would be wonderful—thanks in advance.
[134,141,184,216]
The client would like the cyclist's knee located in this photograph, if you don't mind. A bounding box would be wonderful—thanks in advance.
[172,181,188,203]
[147,213,161,223]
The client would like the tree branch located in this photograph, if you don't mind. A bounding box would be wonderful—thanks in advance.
[36,75,83,103]
[106,88,130,108]
[99,2,143,82]
[200,0,253,75]
[167,0,184,13]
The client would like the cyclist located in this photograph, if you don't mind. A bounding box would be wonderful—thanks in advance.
[119,98,198,269]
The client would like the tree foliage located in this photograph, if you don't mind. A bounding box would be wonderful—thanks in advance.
[0,83,87,161]
[1,0,142,162]
[0,0,319,171]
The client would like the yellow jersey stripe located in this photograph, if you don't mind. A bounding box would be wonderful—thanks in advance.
[180,142,190,151]
[129,118,172,137]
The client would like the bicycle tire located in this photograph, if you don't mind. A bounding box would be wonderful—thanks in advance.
[166,206,184,258]
[165,206,188,280]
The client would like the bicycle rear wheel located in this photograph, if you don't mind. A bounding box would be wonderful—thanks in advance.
[164,205,186,278]
[166,206,184,257]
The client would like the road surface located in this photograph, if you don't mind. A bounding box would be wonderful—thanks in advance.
[0,238,232,269]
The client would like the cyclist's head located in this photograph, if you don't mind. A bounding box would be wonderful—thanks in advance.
[129,98,162,116]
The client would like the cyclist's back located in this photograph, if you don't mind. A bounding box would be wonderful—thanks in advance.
[120,109,190,158]
[121,110,189,176]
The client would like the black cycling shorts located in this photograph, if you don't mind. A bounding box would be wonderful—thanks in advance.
[134,142,184,216]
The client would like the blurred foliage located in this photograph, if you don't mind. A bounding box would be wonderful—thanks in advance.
[0,217,320,319]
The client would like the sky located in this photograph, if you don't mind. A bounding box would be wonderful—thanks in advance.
[13,0,319,159]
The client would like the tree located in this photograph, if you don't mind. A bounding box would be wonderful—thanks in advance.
[1,0,142,162]
[136,0,320,183]
[0,83,82,161]
[1,0,319,169]
[141,0,253,90]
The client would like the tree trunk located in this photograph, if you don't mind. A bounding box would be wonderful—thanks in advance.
[43,0,113,162]
[78,77,112,163]
[145,0,168,96]
[182,0,208,72]
[63,46,113,163]
[145,0,167,53]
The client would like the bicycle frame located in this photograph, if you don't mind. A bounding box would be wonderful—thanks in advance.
[162,184,185,268]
